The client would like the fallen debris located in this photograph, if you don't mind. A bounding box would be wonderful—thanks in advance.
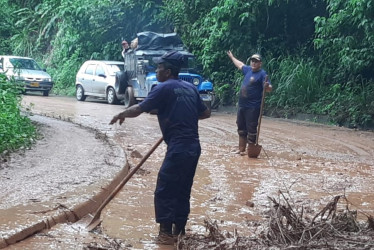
[176,192,374,249]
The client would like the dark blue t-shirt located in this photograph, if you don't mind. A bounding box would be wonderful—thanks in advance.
[139,79,207,145]
[239,65,269,108]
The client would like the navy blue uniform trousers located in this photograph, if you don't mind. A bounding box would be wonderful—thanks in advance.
[154,140,201,225]
[236,106,261,143]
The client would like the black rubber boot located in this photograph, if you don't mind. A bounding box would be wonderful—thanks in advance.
[239,136,247,153]
[156,222,174,245]
[247,133,257,144]
[159,222,173,235]
[173,220,187,236]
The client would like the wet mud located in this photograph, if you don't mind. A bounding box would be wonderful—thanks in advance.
[1,93,373,249]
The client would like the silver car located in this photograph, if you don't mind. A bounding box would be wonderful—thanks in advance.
[75,60,125,104]
[0,55,53,96]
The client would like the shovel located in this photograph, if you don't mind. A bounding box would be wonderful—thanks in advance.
[247,76,268,158]
[78,137,163,231]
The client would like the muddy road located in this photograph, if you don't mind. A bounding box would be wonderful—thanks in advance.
[2,93,374,249]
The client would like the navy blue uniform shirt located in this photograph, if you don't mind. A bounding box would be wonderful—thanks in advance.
[139,79,207,145]
[239,65,269,108]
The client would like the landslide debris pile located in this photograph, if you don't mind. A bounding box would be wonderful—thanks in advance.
[177,193,374,249]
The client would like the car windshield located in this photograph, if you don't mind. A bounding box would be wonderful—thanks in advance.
[184,56,198,69]
[107,64,124,75]
[9,58,42,70]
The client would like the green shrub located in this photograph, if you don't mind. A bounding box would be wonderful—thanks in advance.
[0,73,37,153]
[314,81,374,128]
[48,50,83,96]
[266,56,326,113]
[265,55,374,128]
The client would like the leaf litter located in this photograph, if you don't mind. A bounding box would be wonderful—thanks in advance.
[81,191,374,249]
[175,191,374,250]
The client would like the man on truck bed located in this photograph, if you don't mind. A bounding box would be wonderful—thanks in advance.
[110,50,211,245]
[121,40,130,58]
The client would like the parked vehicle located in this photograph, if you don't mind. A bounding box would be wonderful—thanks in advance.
[118,32,214,109]
[75,60,125,104]
[0,55,53,96]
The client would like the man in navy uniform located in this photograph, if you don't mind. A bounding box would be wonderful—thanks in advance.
[110,50,210,244]
[227,51,272,155]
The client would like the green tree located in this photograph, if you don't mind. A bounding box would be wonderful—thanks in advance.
[0,0,17,54]
[314,0,374,82]
[160,0,326,104]
[1,0,373,128]
[5,0,168,94]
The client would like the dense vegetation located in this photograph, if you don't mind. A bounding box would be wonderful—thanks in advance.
[162,0,374,128]
[0,73,37,153]
[1,0,374,153]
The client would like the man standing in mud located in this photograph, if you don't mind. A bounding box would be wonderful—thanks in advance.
[110,50,211,245]
[227,50,272,155]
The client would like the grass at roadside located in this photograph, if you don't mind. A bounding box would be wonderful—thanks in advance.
[265,56,374,129]
[0,73,37,154]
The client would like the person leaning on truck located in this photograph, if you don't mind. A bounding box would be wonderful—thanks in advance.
[109,50,211,245]
[121,40,130,58]
[227,50,272,155]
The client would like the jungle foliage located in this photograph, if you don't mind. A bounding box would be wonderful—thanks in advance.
[1,0,374,133]
[0,73,37,153]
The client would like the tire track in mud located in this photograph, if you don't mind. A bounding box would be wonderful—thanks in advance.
[197,114,268,233]
[201,114,374,223]
[260,118,374,164]
[12,95,374,249]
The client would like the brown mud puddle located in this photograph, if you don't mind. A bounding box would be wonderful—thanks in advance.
[2,94,373,249]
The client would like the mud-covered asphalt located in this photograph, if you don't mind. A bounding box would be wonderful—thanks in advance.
[1,93,374,249]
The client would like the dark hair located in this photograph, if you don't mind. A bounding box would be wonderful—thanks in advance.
[163,61,180,77]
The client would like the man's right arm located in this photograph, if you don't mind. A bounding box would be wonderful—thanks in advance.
[227,50,244,70]
[109,104,143,125]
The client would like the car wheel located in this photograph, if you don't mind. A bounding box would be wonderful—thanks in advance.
[124,86,136,108]
[76,85,87,101]
[43,90,49,96]
[107,87,119,104]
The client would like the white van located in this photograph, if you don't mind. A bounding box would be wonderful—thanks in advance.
[0,55,53,96]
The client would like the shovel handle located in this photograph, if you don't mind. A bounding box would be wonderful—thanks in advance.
[256,75,268,145]
[91,137,163,220]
